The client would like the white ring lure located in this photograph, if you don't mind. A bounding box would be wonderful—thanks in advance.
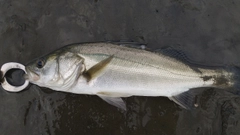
[1,62,29,92]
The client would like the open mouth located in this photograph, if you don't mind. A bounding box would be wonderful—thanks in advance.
[25,67,40,81]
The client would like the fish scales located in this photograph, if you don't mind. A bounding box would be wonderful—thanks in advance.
[69,43,203,76]
[66,43,214,95]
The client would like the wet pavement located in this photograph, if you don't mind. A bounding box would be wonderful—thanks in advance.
[1,0,240,134]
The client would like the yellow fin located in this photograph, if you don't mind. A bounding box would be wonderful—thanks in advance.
[84,55,113,81]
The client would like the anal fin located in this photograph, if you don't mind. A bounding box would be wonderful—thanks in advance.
[169,90,198,110]
[98,95,126,111]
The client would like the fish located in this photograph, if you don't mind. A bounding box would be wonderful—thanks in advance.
[25,42,239,110]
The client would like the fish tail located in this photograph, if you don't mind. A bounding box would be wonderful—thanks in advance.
[198,65,240,91]
[227,66,240,93]
[209,66,240,92]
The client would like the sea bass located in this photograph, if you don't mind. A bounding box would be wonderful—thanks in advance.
[25,42,238,110]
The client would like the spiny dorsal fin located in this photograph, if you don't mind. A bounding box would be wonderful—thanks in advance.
[84,55,113,81]
[107,41,148,50]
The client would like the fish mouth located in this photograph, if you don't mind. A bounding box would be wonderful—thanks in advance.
[25,67,40,82]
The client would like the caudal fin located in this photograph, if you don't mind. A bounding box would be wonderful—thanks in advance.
[169,66,240,110]
[226,66,240,94]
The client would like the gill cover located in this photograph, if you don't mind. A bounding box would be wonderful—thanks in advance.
[26,51,85,91]
[55,52,85,90]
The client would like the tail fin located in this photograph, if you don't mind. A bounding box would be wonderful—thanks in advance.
[169,66,240,110]
[226,66,240,94]
[208,66,240,94]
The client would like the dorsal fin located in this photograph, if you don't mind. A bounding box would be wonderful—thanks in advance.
[158,47,224,69]
[156,47,193,65]
[157,47,204,73]
[109,41,148,50]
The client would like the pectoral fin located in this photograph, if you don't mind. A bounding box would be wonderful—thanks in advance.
[84,56,113,81]
[98,95,126,111]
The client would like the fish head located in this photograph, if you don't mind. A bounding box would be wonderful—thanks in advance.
[25,50,85,90]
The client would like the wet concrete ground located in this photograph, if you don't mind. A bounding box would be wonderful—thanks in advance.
[1,0,240,134]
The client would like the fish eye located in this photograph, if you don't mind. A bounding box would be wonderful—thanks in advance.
[36,59,45,68]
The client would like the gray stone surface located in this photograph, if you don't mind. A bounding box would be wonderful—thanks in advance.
[1,0,240,134]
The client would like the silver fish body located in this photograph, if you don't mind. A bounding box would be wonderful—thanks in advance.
[26,42,235,110]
